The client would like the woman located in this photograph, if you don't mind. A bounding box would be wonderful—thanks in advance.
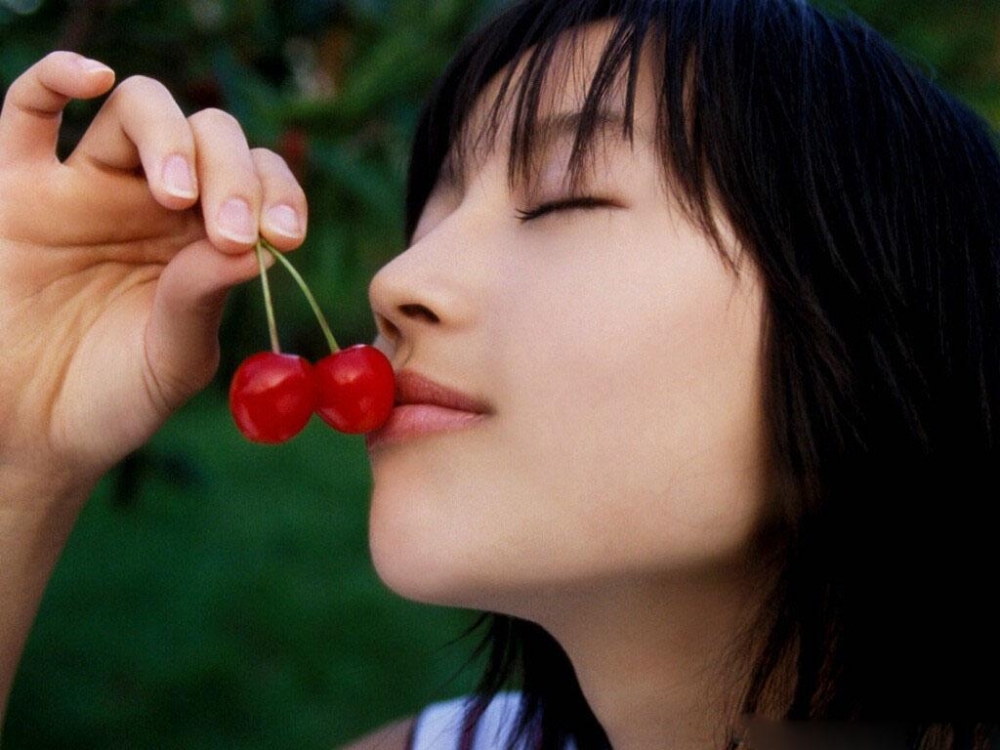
[1,0,998,748]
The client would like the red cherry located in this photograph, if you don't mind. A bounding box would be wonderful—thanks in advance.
[229,352,317,443]
[314,345,395,434]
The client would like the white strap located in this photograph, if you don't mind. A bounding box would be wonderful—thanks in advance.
[410,692,528,750]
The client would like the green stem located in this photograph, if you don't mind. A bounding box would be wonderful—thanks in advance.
[255,241,281,354]
[259,238,340,353]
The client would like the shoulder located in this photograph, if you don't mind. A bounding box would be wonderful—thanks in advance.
[338,715,416,750]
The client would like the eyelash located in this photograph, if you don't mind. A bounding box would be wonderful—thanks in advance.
[514,196,611,222]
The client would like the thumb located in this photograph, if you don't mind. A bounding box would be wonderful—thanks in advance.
[144,240,269,409]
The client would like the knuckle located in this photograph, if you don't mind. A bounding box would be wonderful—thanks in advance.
[3,77,26,106]
[3,79,44,116]
[252,148,295,178]
[40,50,72,68]
[250,146,282,165]
[7,62,48,99]
[252,149,303,193]
[8,51,70,100]
[113,74,171,102]
[188,107,241,133]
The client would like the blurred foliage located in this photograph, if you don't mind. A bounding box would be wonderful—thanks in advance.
[1,0,999,748]
[817,0,1000,123]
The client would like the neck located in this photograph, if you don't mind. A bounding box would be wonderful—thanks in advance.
[509,559,768,750]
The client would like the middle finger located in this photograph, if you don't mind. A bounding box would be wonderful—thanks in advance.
[188,108,261,254]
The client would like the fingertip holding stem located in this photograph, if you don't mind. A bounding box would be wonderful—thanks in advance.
[218,198,257,245]
[263,204,303,240]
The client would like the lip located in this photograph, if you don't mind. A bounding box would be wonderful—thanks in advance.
[365,370,492,450]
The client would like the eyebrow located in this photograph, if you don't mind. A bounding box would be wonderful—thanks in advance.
[438,108,645,194]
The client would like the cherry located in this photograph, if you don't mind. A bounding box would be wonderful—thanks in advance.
[229,352,317,443]
[231,238,396,443]
[315,344,395,434]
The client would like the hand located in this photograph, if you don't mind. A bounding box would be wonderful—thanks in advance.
[0,51,308,490]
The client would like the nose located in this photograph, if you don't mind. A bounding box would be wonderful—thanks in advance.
[367,237,476,362]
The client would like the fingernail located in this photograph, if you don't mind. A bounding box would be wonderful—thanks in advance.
[263,204,302,239]
[162,155,197,199]
[77,57,113,75]
[217,198,256,244]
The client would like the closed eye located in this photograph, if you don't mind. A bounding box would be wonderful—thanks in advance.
[514,196,615,222]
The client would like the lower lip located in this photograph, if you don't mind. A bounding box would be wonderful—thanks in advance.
[365,404,488,450]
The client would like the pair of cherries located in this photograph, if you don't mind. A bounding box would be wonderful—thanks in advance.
[229,239,395,443]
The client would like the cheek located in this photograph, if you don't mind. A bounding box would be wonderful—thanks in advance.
[498,220,770,575]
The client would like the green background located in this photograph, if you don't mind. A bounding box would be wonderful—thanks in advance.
[1,1,998,747]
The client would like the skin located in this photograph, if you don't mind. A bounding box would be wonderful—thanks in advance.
[366,20,774,750]
[0,51,306,725]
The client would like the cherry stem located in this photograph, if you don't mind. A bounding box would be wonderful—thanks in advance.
[255,241,281,354]
[259,238,340,353]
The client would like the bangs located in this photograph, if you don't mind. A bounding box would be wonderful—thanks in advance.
[443,13,650,205]
[404,0,736,271]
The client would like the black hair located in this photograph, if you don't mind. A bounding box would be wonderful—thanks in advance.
[402,1,1000,748]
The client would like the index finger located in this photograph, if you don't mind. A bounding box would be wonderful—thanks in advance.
[0,51,115,166]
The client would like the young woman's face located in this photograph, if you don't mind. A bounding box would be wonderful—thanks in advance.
[365,20,772,611]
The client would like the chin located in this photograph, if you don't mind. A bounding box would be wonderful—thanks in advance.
[366,479,481,608]
[368,530,490,609]
[365,437,517,608]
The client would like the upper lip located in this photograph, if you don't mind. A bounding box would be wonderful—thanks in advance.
[393,369,492,414]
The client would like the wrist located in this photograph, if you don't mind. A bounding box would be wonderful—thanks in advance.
[0,464,97,726]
